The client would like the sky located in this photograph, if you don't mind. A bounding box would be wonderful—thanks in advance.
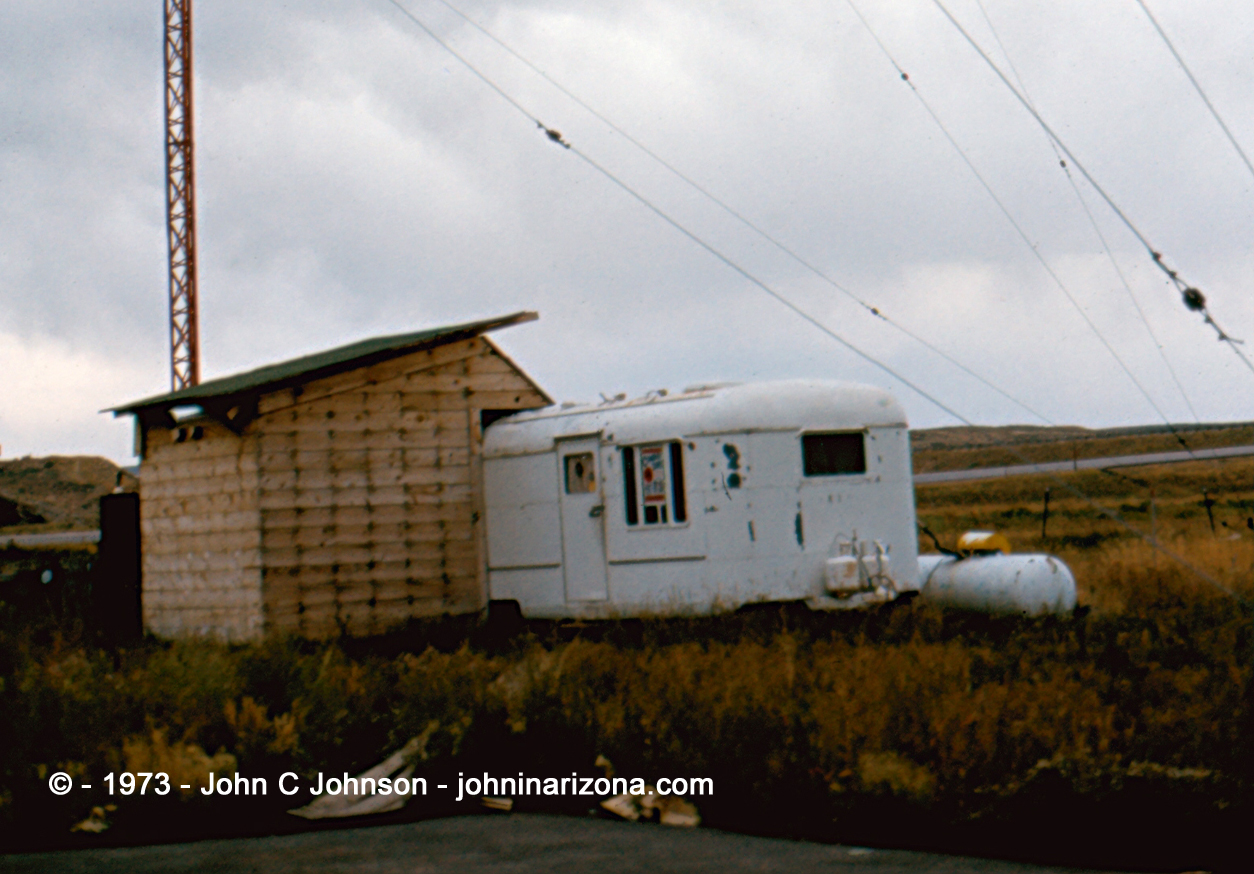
[2,0,1253,464]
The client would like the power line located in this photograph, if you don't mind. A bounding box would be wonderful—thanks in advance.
[1134,0,1254,185]
[424,0,1053,425]
[375,0,1241,600]
[930,0,1254,377]
[382,0,543,130]
[972,0,1202,425]
[844,0,1194,441]
[379,0,967,421]
[578,109,1237,597]
[566,145,967,423]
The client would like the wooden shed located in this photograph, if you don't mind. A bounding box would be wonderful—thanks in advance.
[111,312,551,641]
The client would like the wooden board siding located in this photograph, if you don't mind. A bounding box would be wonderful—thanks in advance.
[253,337,548,638]
[139,420,263,641]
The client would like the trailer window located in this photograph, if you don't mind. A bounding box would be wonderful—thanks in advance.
[622,441,687,525]
[802,432,866,476]
[564,453,596,494]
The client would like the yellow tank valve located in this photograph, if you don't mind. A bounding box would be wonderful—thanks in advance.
[956,530,1011,555]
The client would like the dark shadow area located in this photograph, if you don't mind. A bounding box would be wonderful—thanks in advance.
[3,565,1249,872]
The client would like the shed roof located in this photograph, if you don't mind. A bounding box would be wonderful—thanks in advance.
[111,311,540,417]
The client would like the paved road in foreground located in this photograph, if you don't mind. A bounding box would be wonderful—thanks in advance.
[1,813,1132,874]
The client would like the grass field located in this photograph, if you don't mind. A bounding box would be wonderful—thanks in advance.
[1,441,1252,869]
[915,448,1253,612]
[910,421,1253,472]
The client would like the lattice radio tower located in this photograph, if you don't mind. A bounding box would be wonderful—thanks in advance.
[164,0,200,390]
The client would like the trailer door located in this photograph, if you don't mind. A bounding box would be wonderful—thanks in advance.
[557,436,609,601]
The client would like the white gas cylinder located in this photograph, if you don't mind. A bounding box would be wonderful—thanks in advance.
[917,553,1077,616]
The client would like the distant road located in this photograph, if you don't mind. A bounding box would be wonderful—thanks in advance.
[914,444,1254,485]
[4,446,1249,549]
[0,530,100,549]
[0,813,1137,874]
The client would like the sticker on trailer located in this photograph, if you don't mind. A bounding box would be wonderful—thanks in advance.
[639,446,667,503]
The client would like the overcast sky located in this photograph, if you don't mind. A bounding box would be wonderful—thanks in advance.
[2,0,1252,463]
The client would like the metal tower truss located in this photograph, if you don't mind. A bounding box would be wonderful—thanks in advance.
[164,0,200,390]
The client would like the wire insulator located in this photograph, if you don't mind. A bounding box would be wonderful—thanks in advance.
[1181,287,1206,311]
[538,122,571,149]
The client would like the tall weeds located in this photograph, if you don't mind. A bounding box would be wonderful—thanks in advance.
[1,534,1251,864]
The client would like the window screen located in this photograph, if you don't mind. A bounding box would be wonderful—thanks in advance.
[802,433,866,476]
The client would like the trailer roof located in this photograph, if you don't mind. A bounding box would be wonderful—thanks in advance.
[483,379,906,456]
[110,311,540,416]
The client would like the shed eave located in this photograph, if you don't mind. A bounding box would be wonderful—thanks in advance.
[108,311,540,418]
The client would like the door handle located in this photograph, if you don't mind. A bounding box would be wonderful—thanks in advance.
[589,505,605,517]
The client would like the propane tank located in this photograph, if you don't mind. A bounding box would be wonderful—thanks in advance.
[917,553,1077,616]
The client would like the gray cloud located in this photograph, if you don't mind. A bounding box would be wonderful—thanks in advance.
[2,0,1252,461]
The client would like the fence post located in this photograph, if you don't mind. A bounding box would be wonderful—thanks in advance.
[1041,487,1050,540]
[1150,486,1158,570]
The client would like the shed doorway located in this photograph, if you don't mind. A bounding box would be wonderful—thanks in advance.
[557,437,609,601]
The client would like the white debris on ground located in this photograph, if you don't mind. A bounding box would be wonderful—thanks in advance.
[289,743,698,826]
[288,727,433,820]
[594,755,701,827]
[70,804,116,833]
[600,788,701,827]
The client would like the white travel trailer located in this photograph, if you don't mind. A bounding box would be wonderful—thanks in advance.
[482,379,927,619]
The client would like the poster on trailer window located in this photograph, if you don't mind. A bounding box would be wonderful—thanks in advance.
[639,445,667,503]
